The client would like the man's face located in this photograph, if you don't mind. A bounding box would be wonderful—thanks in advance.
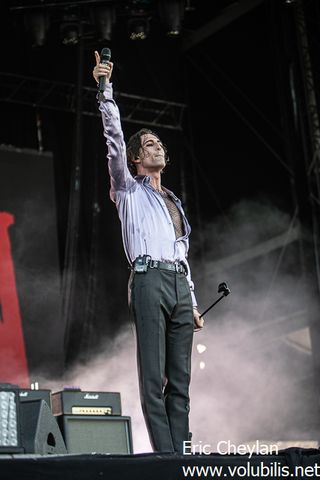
[137,133,166,172]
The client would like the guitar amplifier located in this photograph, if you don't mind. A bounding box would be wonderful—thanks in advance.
[57,415,133,454]
[52,390,122,416]
[19,389,52,409]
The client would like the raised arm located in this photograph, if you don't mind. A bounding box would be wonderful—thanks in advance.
[93,51,135,201]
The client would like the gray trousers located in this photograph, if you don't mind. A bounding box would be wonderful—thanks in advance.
[130,267,194,453]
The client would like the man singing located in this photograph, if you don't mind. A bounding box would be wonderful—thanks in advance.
[93,51,204,454]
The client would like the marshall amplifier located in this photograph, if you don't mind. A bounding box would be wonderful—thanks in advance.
[51,390,122,416]
[19,389,52,409]
[57,415,133,454]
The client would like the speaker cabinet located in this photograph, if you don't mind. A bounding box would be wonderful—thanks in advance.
[58,415,133,454]
[19,389,52,409]
[20,400,67,454]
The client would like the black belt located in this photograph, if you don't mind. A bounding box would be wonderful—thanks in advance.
[133,255,187,275]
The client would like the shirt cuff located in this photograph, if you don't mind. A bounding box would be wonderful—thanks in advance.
[191,290,197,308]
[101,82,113,100]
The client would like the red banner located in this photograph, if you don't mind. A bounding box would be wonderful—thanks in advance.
[0,212,29,387]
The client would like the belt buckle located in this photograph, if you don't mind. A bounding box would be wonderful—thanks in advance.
[175,262,181,273]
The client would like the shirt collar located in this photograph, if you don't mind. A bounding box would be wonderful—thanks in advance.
[134,175,179,201]
[135,175,150,185]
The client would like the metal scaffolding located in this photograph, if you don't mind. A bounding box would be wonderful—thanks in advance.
[0,72,186,131]
[294,0,320,294]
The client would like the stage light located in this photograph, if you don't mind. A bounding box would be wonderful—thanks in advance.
[158,0,186,36]
[60,15,79,45]
[24,11,50,47]
[0,384,23,453]
[91,4,116,42]
[128,16,150,40]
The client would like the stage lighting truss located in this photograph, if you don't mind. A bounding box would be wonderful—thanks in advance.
[0,385,23,453]
[0,73,186,131]
[10,0,193,45]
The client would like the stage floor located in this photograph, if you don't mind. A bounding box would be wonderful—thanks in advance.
[0,448,320,480]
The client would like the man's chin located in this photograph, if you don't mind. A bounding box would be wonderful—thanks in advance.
[150,161,165,170]
[156,159,166,168]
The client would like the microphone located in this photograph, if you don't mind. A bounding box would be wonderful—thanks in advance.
[98,47,111,94]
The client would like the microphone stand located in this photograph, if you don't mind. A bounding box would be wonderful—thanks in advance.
[200,282,231,318]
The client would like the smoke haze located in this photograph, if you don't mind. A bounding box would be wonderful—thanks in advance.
[40,198,320,453]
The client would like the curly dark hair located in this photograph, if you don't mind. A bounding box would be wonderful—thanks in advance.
[126,128,169,176]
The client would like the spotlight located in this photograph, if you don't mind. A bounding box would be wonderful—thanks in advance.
[128,16,150,40]
[60,14,79,45]
[24,11,50,47]
[0,384,23,453]
[158,0,186,36]
[91,4,116,42]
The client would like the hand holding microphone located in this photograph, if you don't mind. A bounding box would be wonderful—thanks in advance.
[93,48,113,92]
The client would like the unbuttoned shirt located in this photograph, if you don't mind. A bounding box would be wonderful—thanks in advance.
[99,83,197,306]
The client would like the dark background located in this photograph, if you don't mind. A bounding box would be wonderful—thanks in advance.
[0,0,308,370]
[0,0,290,214]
